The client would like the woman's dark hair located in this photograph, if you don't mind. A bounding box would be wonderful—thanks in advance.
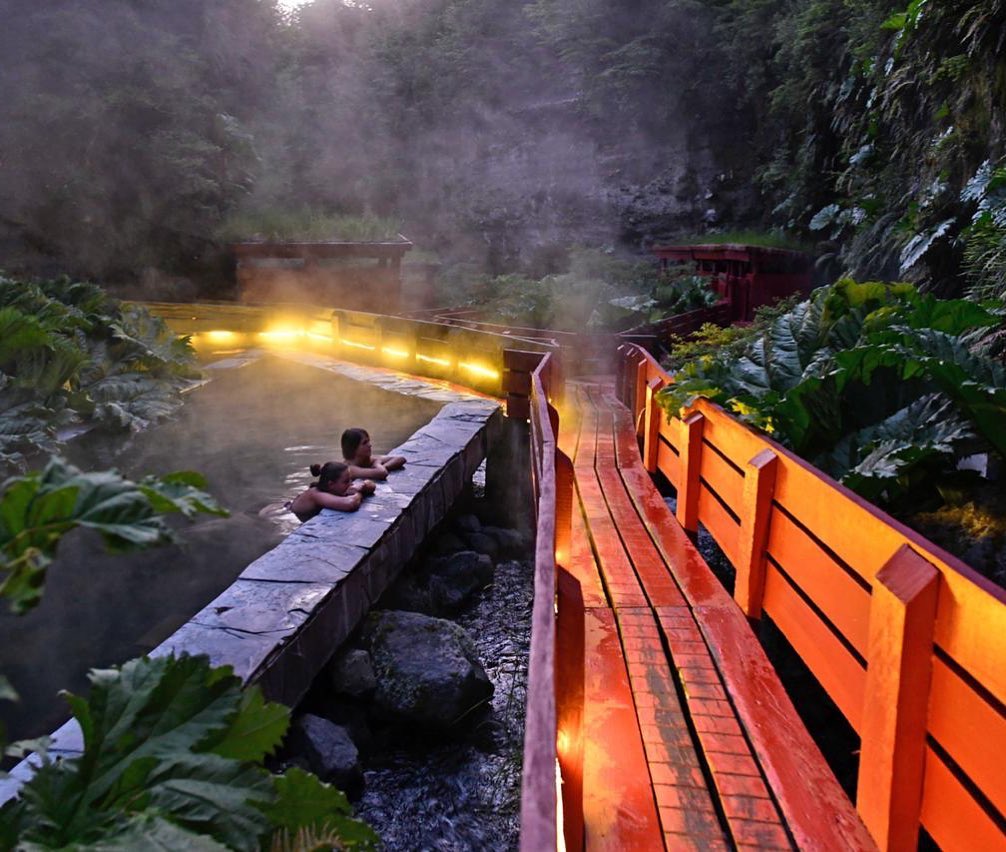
[310,461,349,490]
[341,427,369,460]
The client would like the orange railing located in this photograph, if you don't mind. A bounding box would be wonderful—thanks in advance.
[520,351,562,851]
[617,343,1006,851]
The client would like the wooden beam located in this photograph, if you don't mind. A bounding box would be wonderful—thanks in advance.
[857,545,940,851]
[734,449,778,619]
[675,412,705,533]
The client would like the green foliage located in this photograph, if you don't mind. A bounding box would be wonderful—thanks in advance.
[0,457,226,615]
[0,654,378,851]
[0,275,199,470]
[462,248,715,331]
[658,280,1005,509]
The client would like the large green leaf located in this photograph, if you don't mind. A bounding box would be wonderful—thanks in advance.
[8,656,273,850]
[0,458,227,613]
[823,395,975,501]
[3,655,375,850]
[262,768,380,850]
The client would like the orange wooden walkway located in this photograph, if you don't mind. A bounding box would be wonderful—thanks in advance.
[555,379,874,850]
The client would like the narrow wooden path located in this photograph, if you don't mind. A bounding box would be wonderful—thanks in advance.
[557,379,874,851]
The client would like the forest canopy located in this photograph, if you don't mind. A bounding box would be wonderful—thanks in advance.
[0,0,1003,299]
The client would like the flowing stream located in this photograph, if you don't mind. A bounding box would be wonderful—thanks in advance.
[354,556,532,851]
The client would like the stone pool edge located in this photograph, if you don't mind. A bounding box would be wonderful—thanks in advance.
[0,358,503,802]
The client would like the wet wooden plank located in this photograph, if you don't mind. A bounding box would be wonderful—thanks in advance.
[582,607,664,850]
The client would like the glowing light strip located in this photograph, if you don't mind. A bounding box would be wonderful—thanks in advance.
[459,362,500,380]
[258,330,301,342]
[416,353,451,367]
[204,330,237,342]
[340,338,376,351]
[382,347,411,358]
[307,331,333,341]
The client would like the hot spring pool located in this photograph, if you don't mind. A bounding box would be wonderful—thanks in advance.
[0,355,441,742]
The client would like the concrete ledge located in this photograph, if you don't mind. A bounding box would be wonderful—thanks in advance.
[0,374,501,804]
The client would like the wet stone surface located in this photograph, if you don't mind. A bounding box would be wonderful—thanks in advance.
[353,557,533,851]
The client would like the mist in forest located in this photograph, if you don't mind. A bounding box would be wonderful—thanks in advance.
[0,0,750,289]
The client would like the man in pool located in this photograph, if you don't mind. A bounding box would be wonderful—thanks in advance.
[341,427,406,481]
[288,461,376,522]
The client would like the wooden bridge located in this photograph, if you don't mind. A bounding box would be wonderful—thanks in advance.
[522,345,1006,851]
[160,306,1006,850]
[11,300,1000,850]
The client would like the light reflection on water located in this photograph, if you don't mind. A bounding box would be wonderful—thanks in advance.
[0,355,441,743]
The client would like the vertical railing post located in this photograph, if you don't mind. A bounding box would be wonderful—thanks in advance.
[675,412,704,533]
[633,357,647,439]
[642,377,666,473]
[555,449,574,560]
[857,545,940,851]
[734,449,778,619]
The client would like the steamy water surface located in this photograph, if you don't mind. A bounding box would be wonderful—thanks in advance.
[0,355,440,742]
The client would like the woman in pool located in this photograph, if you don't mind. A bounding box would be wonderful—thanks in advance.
[341,427,406,480]
[288,461,376,523]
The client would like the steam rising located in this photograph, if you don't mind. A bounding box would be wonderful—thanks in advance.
[0,0,750,288]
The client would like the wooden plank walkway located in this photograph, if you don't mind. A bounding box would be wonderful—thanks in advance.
[557,380,874,851]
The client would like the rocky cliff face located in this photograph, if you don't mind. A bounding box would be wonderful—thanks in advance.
[400,93,760,271]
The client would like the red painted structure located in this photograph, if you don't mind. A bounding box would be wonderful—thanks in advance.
[652,243,814,323]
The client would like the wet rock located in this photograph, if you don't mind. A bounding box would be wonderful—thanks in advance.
[429,530,467,556]
[454,514,481,533]
[428,551,494,614]
[379,570,434,615]
[480,526,528,558]
[381,551,493,616]
[463,531,499,560]
[288,714,363,797]
[361,610,493,729]
[329,648,377,699]
[321,699,374,756]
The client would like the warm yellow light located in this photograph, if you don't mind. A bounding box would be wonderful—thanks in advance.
[340,338,376,351]
[555,547,567,565]
[204,330,237,343]
[416,353,451,367]
[556,727,570,758]
[459,362,500,381]
[307,331,333,342]
[382,346,411,359]
[258,325,304,343]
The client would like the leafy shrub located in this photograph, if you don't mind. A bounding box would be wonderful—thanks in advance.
[457,247,716,331]
[0,654,378,851]
[658,279,1006,510]
[0,276,199,471]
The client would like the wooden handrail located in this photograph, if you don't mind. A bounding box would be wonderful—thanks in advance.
[617,343,1006,851]
[520,352,559,851]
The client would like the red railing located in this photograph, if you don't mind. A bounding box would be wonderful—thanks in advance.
[616,343,1006,851]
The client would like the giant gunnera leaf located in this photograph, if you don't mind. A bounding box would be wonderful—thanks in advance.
[0,655,378,850]
[0,457,226,614]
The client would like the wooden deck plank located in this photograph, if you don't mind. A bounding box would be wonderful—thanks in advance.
[598,381,875,851]
[582,606,664,850]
